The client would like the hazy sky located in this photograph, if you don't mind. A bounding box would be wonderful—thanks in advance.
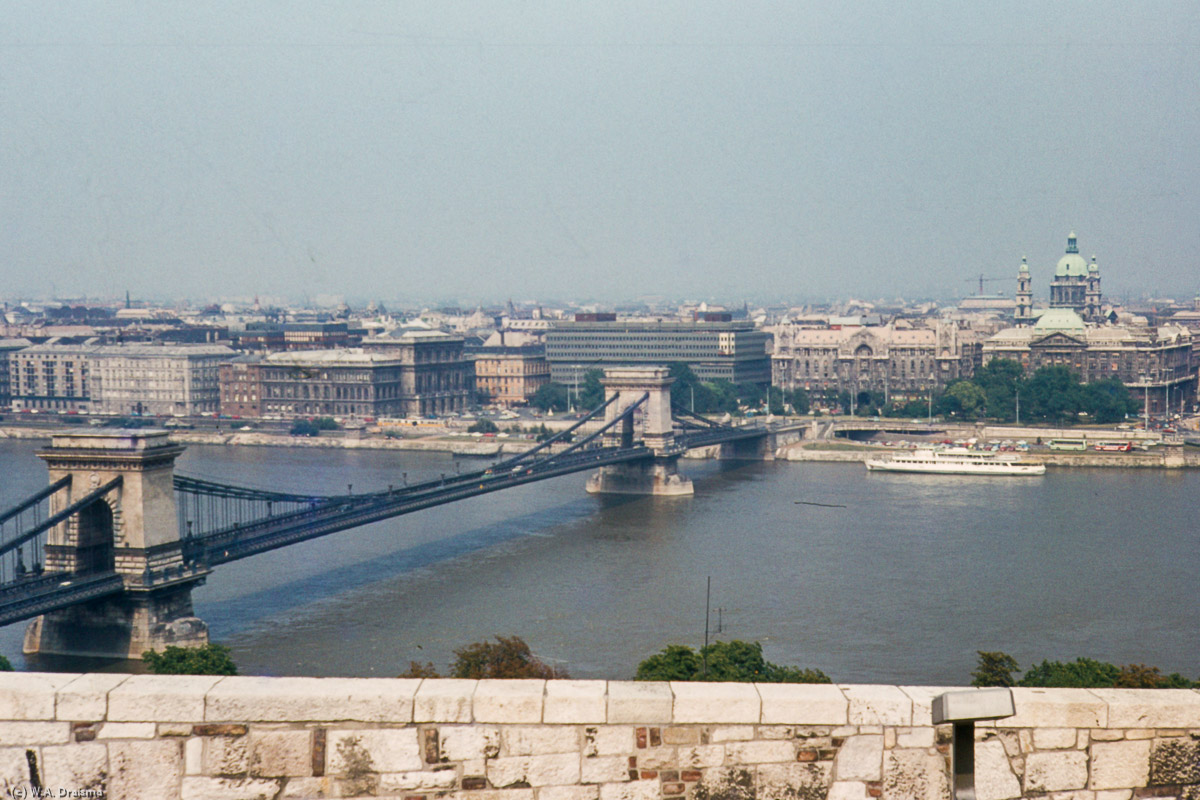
[3,2,1198,305]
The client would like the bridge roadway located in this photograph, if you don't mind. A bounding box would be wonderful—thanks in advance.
[0,424,768,628]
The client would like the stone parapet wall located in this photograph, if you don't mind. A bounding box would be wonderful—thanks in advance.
[0,675,1198,800]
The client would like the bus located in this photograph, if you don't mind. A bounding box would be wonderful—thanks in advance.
[1048,438,1087,451]
[1094,441,1133,452]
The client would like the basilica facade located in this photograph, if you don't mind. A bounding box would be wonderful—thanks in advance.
[1015,231,1103,324]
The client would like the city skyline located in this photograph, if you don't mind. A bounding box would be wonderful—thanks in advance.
[4,2,1199,302]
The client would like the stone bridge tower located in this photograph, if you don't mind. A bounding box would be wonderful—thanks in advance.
[586,367,693,496]
[24,430,209,660]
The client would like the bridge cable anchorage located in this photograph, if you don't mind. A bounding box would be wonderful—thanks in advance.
[0,476,123,560]
[0,476,72,528]
[534,393,650,470]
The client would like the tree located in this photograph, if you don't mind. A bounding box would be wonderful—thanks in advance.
[530,382,569,412]
[450,635,567,679]
[1083,378,1137,424]
[0,654,12,671]
[1018,657,1120,688]
[636,640,830,683]
[941,380,987,419]
[468,418,499,434]
[971,651,1019,687]
[788,388,810,415]
[577,369,606,409]
[314,416,340,430]
[142,644,238,676]
[289,419,320,436]
[1023,366,1086,424]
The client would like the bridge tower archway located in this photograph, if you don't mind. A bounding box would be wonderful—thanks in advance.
[587,367,693,496]
[24,430,210,660]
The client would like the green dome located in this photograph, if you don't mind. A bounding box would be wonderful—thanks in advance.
[1033,308,1086,332]
[1056,253,1088,277]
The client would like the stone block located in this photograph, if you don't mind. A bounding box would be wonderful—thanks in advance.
[379,768,460,791]
[415,679,479,722]
[1094,792,1132,800]
[248,729,312,778]
[709,726,755,742]
[1005,688,1106,729]
[581,755,632,783]
[0,748,29,787]
[725,740,796,764]
[895,728,934,749]
[0,721,70,745]
[203,734,250,776]
[758,762,831,799]
[474,680,546,724]
[109,675,224,722]
[1089,739,1150,790]
[109,739,184,800]
[670,683,759,724]
[97,721,157,739]
[882,749,949,800]
[502,726,580,755]
[0,672,74,720]
[1034,728,1081,750]
[638,747,678,769]
[840,685,912,726]
[584,726,634,756]
[1148,737,1200,785]
[441,726,501,761]
[328,728,422,774]
[56,673,130,721]
[1025,750,1088,793]
[488,753,581,787]
[40,742,107,793]
[206,676,419,723]
[900,686,964,726]
[758,683,848,725]
[607,682,672,724]
[599,779,660,800]
[677,744,726,769]
[181,776,285,800]
[835,735,883,781]
[974,740,1021,800]
[827,781,871,800]
[540,785,600,800]
[1091,688,1200,729]
[186,737,203,774]
[545,681,607,724]
[279,776,331,798]
[449,791,535,800]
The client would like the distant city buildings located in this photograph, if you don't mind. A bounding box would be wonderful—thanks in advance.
[769,320,982,399]
[984,309,1194,416]
[544,315,771,386]
[471,331,550,407]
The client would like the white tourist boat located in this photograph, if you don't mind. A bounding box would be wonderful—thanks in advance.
[865,447,1046,476]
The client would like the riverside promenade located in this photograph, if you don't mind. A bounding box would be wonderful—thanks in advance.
[1,674,1198,799]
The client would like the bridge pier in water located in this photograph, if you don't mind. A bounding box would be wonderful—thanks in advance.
[24,431,210,660]
[586,367,694,496]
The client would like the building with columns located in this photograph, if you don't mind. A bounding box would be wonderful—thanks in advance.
[1016,232,1104,324]
[769,321,982,401]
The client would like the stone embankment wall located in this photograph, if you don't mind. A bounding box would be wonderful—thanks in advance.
[2,675,1199,800]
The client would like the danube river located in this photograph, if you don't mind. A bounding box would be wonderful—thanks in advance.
[0,439,1196,685]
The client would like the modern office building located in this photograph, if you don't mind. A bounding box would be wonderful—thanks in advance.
[7,340,101,412]
[544,317,771,386]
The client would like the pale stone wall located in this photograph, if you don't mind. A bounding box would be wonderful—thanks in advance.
[0,675,1198,800]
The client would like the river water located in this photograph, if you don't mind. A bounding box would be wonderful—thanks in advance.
[0,439,1196,685]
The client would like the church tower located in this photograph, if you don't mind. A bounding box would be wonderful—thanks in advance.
[1015,256,1034,325]
[1085,255,1102,322]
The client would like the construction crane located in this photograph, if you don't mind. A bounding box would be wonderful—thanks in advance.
[965,274,1008,295]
